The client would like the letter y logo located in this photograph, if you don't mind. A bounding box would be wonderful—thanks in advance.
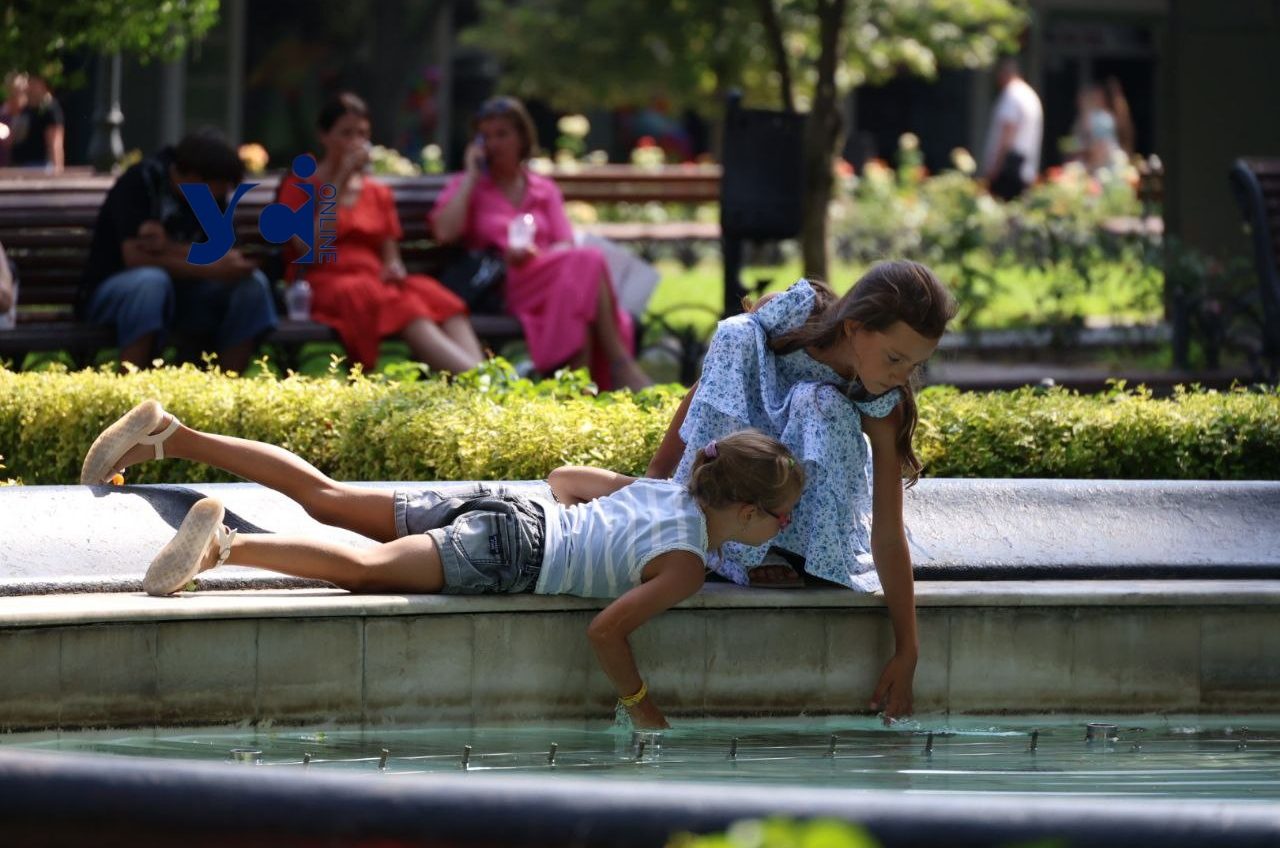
[181,182,258,265]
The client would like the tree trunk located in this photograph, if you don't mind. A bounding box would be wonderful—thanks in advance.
[757,0,795,111]
[800,0,848,281]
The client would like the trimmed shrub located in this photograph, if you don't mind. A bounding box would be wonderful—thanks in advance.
[0,362,683,485]
[916,383,1280,479]
[1,365,1276,484]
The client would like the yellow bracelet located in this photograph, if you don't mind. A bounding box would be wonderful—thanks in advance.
[618,681,648,707]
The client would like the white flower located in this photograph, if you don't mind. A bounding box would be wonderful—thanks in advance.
[557,114,590,138]
[564,201,598,224]
[950,147,977,175]
[899,132,919,152]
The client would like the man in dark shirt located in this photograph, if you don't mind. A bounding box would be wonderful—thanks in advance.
[9,75,63,171]
[79,129,277,372]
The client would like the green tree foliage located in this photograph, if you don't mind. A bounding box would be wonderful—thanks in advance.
[463,0,766,111]
[0,0,220,83]
[466,0,1022,113]
[463,0,1027,279]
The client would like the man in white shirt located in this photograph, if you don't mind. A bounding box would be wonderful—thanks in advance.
[982,57,1044,200]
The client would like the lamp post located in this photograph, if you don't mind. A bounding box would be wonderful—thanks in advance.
[88,51,124,172]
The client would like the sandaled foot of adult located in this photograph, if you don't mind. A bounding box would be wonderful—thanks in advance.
[80,399,183,485]
[143,497,236,596]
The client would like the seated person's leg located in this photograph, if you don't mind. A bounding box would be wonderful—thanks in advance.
[84,266,175,368]
[144,496,444,597]
[173,270,278,373]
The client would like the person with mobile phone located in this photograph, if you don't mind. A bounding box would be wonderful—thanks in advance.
[432,95,652,391]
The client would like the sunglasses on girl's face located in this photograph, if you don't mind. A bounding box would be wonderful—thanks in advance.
[758,504,792,531]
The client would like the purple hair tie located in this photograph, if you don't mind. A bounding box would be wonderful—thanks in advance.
[703,440,718,459]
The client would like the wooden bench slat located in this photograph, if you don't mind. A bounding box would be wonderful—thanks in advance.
[0,231,93,248]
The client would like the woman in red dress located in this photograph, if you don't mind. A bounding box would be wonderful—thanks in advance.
[431,96,651,391]
[279,92,485,373]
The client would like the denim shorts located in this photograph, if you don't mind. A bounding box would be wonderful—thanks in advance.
[394,484,546,595]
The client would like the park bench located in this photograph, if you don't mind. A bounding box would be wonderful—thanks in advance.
[0,166,720,369]
[1227,157,1280,381]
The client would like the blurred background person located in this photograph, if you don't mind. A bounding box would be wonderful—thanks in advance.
[78,129,278,372]
[982,57,1043,201]
[0,71,28,167]
[431,95,651,390]
[1106,76,1136,158]
[9,74,63,172]
[277,91,485,374]
[1071,82,1122,174]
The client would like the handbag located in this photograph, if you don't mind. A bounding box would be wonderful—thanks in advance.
[438,248,506,313]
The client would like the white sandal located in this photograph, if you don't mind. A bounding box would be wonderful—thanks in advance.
[80,399,182,485]
[143,497,236,596]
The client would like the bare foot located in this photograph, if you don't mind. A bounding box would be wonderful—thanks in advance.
[748,564,805,588]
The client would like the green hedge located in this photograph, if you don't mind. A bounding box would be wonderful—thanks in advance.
[1,364,1276,484]
[0,362,682,485]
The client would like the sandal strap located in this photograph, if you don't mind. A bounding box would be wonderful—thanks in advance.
[214,525,236,567]
[137,414,181,461]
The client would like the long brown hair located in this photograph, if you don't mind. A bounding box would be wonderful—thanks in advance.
[769,260,956,486]
[687,429,805,513]
[317,91,369,132]
[1104,77,1135,156]
[471,95,540,162]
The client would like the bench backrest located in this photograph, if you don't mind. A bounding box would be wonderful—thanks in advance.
[0,174,447,316]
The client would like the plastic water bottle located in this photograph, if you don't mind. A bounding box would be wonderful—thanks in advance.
[0,281,16,331]
[508,213,536,251]
[285,278,312,321]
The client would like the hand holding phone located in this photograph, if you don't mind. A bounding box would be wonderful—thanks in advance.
[469,134,487,174]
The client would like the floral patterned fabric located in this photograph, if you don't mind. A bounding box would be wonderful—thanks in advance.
[673,279,901,591]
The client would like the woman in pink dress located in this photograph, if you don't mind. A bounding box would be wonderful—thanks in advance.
[431,96,651,391]
[280,92,485,373]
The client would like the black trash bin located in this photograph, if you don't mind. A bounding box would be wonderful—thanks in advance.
[719,91,805,317]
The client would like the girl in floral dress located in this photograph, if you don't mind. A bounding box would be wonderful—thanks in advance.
[647,261,957,719]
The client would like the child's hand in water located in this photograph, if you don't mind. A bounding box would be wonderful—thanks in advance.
[627,696,670,730]
[869,651,916,722]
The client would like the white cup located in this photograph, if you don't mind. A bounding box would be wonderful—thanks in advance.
[508,213,536,251]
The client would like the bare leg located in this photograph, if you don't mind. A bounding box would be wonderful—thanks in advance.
[402,317,484,374]
[590,275,651,390]
[645,379,697,478]
[119,334,155,370]
[115,416,398,542]
[570,334,592,371]
[217,339,254,375]
[441,314,486,363]
[214,532,444,593]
